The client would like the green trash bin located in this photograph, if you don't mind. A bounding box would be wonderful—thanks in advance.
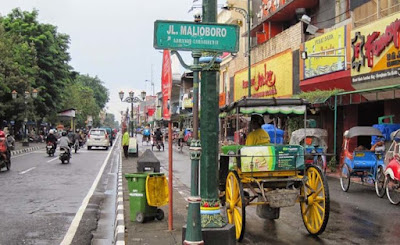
[125,173,164,223]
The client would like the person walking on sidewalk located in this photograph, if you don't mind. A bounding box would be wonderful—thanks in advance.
[122,128,129,158]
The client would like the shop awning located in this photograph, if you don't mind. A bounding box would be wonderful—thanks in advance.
[300,70,354,93]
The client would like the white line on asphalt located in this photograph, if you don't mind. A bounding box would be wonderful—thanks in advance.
[60,136,118,245]
[47,157,59,163]
[19,167,36,175]
[11,152,35,159]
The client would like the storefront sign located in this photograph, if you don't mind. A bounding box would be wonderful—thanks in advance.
[351,15,400,83]
[261,0,286,19]
[219,92,226,107]
[301,26,349,79]
[161,50,172,120]
[183,98,193,108]
[234,50,292,100]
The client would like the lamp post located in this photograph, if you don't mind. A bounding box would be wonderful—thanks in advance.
[222,2,252,98]
[12,89,38,146]
[119,90,146,137]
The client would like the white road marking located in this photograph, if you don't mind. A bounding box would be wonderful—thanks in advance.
[47,157,59,163]
[19,167,36,175]
[60,136,118,245]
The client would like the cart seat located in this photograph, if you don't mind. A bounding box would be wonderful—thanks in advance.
[353,151,378,169]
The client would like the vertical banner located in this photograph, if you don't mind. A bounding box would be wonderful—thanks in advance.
[161,49,172,121]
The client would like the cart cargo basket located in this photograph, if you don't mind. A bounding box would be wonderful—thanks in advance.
[266,189,298,208]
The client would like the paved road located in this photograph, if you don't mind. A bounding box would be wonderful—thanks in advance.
[0,141,119,245]
[141,138,400,244]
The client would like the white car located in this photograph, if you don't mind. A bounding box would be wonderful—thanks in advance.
[87,128,110,150]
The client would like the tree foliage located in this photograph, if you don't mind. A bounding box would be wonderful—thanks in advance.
[0,8,110,130]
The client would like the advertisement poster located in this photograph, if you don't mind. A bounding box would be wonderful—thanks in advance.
[301,26,350,80]
[161,49,172,120]
[234,50,292,101]
[351,14,400,84]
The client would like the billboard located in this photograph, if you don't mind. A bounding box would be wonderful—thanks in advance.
[234,50,293,101]
[351,14,400,84]
[301,26,350,80]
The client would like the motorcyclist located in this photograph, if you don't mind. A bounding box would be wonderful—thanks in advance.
[46,129,57,151]
[0,130,11,164]
[154,127,164,150]
[59,131,71,157]
[73,129,81,147]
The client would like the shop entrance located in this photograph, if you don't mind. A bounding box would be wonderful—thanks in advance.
[357,101,384,148]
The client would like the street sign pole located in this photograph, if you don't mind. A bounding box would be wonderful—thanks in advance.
[154,10,238,244]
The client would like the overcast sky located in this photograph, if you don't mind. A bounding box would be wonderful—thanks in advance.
[0,0,223,123]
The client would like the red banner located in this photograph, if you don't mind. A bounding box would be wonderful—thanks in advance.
[161,50,172,120]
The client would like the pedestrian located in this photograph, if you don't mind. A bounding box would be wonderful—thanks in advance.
[122,128,130,158]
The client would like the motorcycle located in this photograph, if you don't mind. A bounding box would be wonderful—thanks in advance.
[46,142,56,156]
[6,135,15,151]
[151,136,164,151]
[384,129,400,204]
[0,137,11,171]
[73,140,79,153]
[59,146,71,164]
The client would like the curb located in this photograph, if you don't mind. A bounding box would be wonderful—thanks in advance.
[114,151,125,245]
[11,145,44,156]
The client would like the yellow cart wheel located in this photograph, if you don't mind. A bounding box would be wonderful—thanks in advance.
[300,165,330,235]
[225,171,246,242]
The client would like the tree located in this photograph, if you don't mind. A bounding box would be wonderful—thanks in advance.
[1,8,73,121]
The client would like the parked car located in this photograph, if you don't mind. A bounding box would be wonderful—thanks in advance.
[87,128,110,150]
[100,127,113,146]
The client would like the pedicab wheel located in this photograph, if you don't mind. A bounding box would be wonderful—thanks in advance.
[375,166,386,198]
[386,176,400,205]
[6,160,11,171]
[300,165,330,236]
[136,212,145,223]
[156,209,164,220]
[225,171,245,242]
[315,155,326,175]
[340,164,351,192]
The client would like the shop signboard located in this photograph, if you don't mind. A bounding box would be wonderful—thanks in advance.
[154,20,239,53]
[351,14,400,85]
[301,26,350,80]
[234,50,293,101]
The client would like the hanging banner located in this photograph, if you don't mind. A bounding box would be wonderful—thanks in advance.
[234,50,293,101]
[161,50,172,120]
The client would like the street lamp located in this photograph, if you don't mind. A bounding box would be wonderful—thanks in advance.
[12,89,38,146]
[119,90,146,137]
[222,2,252,98]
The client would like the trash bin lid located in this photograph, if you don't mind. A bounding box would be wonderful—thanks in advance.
[125,173,148,179]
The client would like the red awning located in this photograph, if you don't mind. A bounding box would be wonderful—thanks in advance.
[300,70,355,92]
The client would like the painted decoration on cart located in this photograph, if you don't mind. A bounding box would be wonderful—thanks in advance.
[240,145,304,172]
[351,14,400,84]
[234,50,293,100]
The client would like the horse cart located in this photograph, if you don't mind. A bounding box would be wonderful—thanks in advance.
[219,98,330,241]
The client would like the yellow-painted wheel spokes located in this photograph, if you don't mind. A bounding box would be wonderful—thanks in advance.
[225,171,246,241]
[300,165,330,235]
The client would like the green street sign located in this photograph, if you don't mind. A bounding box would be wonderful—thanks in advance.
[154,20,239,53]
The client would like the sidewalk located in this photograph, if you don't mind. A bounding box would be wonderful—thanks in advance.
[121,151,188,245]
[11,141,45,156]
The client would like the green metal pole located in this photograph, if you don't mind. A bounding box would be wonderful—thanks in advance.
[333,95,338,158]
[184,51,204,245]
[199,0,225,228]
[247,0,251,98]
